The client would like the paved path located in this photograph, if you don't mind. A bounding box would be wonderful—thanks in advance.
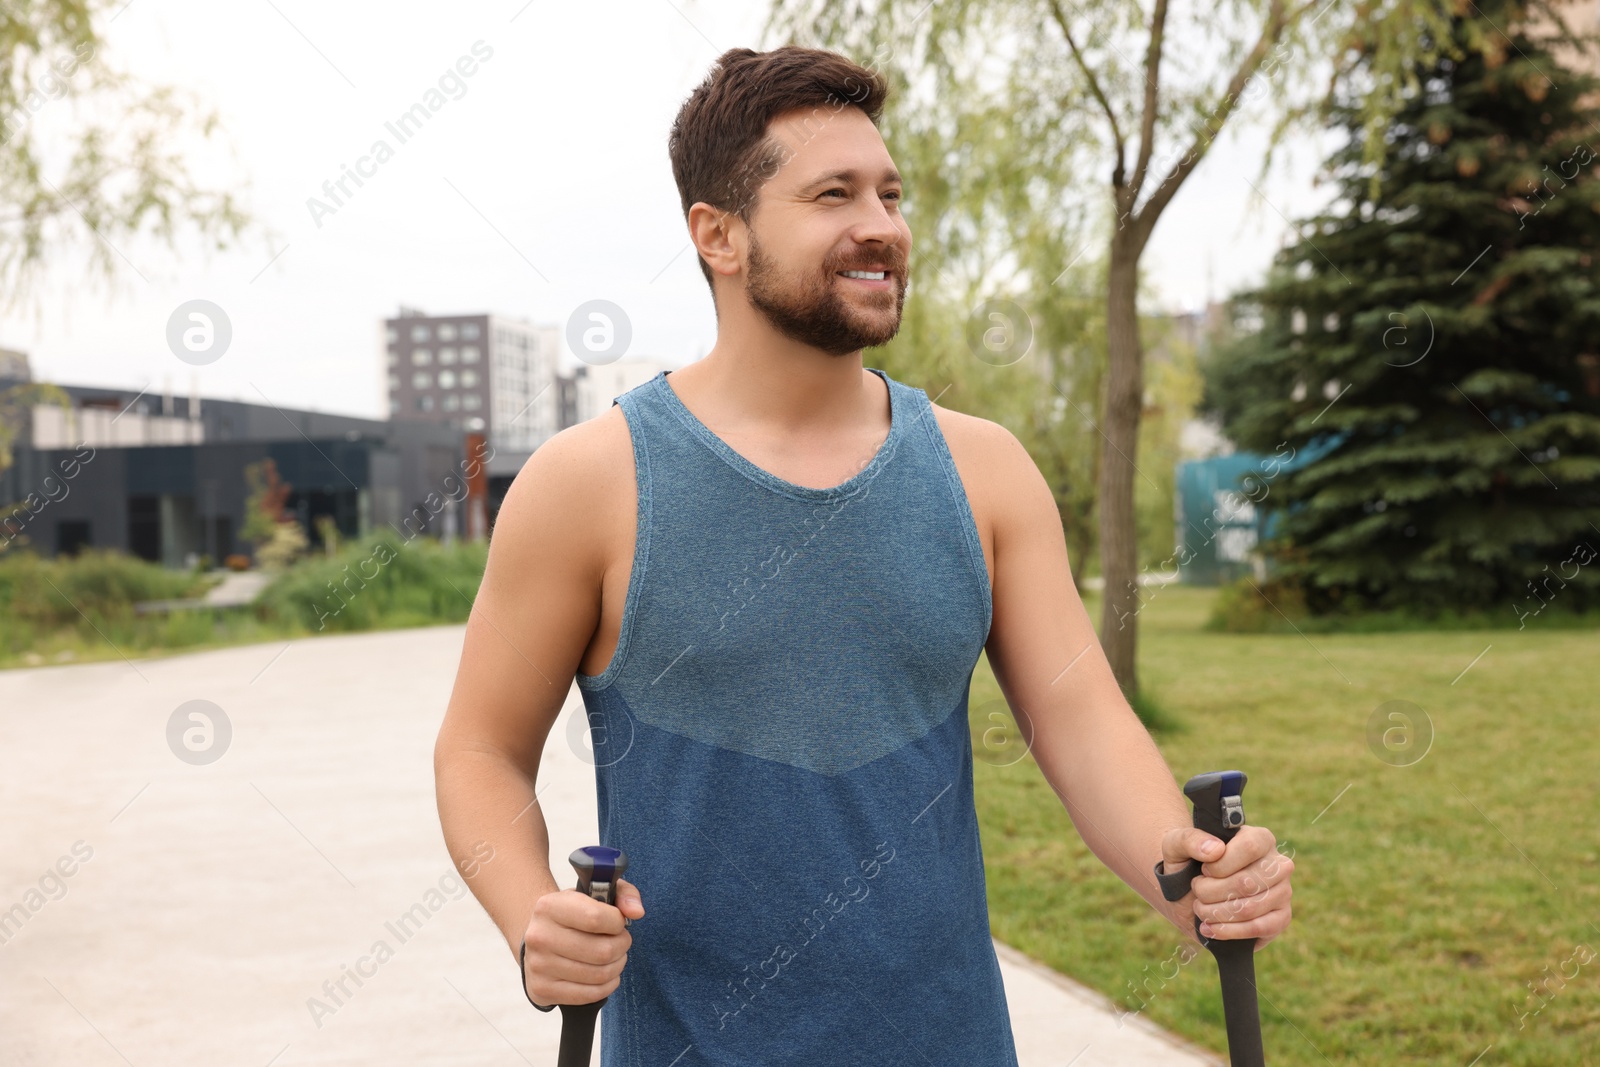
[0,627,1221,1066]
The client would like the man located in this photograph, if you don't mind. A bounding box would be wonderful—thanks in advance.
[433,45,1293,1065]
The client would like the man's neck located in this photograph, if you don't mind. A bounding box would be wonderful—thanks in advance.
[668,343,886,441]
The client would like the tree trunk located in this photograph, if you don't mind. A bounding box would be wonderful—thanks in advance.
[1098,231,1145,696]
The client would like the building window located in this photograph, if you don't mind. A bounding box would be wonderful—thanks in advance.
[461,346,480,363]
[411,325,430,342]
[413,371,432,389]
[412,349,431,365]
[389,397,399,414]
[386,352,397,368]
[462,323,480,340]
[462,394,482,411]
[417,395,434,412]
[386,326,398,344]
[438,370,457,389]
[438,323,456,341]
[460,370,478,388]
[387,374,399,391]
[442,394,460,412]
[465,416,485,431]
[438,346,456,364]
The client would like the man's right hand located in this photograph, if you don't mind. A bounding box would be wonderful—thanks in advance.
[521,877,646,1007]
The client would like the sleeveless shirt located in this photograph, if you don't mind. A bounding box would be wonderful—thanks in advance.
[574,366,1019,1067]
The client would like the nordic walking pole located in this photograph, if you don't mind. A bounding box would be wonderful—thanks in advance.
[554,845,629,1067]
[1184,771,1266,1067]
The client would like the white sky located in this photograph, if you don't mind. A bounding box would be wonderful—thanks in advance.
[4,0,1336,419]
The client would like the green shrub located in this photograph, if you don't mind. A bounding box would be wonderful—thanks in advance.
[1204,573,1600,633]
[0,550,209,629]
[255,532,488,634]
[1204,575,1309,633]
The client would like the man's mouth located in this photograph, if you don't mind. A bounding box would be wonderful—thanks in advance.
[838,269,889,281]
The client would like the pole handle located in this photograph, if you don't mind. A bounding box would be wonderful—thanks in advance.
[1182,771,1266,1067]
[553,845,629,1067]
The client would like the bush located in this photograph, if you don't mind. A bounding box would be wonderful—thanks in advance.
[255,532,489,634]
[0,550,217,661]
[1204,573,1600,633]
[1204,576,1309,633]
[255,521,309,571]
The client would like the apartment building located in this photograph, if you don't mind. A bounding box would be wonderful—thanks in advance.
[383,307,560,454]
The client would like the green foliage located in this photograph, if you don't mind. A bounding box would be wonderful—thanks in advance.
[1205,572,1600,632]
[0,548,206,626]
[255,533,488,634]
[1136,327,1204,571]
[0,537,490,668]
[240,458,290,548]
[0,382,69,479]
[253,520,308,572]
[977,585,1600,1066]
[0,549,213,660]
[780,7,1113,585]
[1,0,254,313]
[1204,0,1600,617]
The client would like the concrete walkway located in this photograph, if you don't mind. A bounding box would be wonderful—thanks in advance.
[0,627,1221,1066]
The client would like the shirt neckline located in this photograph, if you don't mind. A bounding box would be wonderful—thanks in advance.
[653,366,903,501]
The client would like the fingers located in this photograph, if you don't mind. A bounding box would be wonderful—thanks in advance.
[1184,824,1294,948]
[1194,878,1291,928]
[530,920,632,966]
[1192,847,1294,905]
[1193,858,1293,945]
[538,885,633,934]
[1199,825,1275,879]
[1198,897,1291,943]
[615,876,646,920]
[1160,826,1224,872]
[522,888,635,1007]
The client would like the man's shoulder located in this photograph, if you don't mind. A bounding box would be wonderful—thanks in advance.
[492,405,637,560]
[926,401,1031,477]
[523,402,635,479]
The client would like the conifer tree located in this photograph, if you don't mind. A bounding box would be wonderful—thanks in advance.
[1205,0,1600,616]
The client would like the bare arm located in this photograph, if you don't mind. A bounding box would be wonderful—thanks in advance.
[433,412,632,964]
[963,417,1292,947]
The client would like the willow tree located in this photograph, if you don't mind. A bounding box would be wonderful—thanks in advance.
[2,0,253,318]
[769,0,1464,696]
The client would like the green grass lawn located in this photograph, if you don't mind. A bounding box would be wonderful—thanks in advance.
[973,585,1598,1066]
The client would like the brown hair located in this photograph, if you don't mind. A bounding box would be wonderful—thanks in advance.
[668,46,889,291]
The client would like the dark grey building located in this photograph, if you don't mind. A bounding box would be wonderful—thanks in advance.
[1,379,468,565]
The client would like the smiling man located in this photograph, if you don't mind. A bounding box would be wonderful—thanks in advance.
[433,45,1293,1066]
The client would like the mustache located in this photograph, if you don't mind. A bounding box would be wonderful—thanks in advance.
[830,255,907,275]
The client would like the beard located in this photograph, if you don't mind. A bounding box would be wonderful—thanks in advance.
[743,228,907,356]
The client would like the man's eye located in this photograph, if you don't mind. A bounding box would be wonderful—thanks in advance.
[822,189,847,198]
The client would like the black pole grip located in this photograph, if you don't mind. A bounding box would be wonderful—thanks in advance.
[1182,771,1266,1067]
[554,845,628,1067]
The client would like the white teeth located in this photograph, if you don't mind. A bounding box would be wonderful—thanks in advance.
[841,270,887,280]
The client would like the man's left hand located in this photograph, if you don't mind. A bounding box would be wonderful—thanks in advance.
[1160,825,1294,951]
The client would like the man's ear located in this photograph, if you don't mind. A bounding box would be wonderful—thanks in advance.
[688,203,745,279]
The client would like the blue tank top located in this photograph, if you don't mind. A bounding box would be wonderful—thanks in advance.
[575,367,1018,1066]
